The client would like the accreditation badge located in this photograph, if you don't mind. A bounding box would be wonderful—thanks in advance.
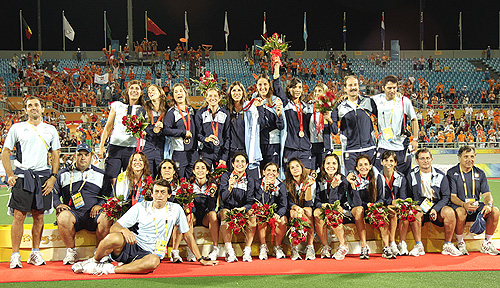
[71,192,85,209]
[465,198,478,206]
[382,127,394,141]
[420,198,433,213]
[154,239,167,258]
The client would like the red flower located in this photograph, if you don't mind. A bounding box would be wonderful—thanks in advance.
[332,223,339,229]
[407,215,416,222]
[132,115,137,121]
[238,219,247,226]
[324,209,331,215]
[293,239,300,246]
[299,237,306,242]
[263,204,269,209]
[338,218,343,224]
[236,213,242,218]
[378,220,385,227]
[300,217,307,222]
[228,222,236,228]
[376,214,383,220]
[291,231,298,238]
[251,204,258,210]
[234,227,241,234]
[400,205,407,212]
[272,33,279,39]
[294,221,300,228]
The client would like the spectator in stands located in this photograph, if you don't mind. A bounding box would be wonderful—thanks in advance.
[53,143,113,265]
[428,56,433,71]
[475,109,485,127]
[448,146,500,256]
[2,96,61,269]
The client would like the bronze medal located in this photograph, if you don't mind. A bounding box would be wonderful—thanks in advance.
[183,138,191,145]
[298,130,305,137]
[213,139,220,146]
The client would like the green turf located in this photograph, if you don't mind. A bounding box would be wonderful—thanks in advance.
[1,181,500,225]
[1,271,500,287]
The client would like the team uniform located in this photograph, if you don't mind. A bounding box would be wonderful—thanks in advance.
[115,172,149,211]
[309,110,333,171]
[195,106,230,169]
[287,180,316,213]
[5,121,61,215]
[258,98,285,171]
[53,165,112,232]
[332,96,378,174]
[315,175,352,221]
[105,101,145,179]
[143,110,167,178]
[372,94,417,175]
[165,105,198,178]
[254,177,288,218]
[219,172,255,211]
[191,180,218,226]
[113,201,189,262]
[376,171,407,206]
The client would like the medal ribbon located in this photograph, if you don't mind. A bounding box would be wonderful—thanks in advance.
[150,110,164,125]
[208,108,219,138]
[294,102,304,135]
[176,104,191,137]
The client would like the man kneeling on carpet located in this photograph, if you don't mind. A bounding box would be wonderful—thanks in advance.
[53,143,114,265]
[72,179,218,275]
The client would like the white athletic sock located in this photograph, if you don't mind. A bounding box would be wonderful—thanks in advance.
[225,243,232,250]
[485,234,493,242]
[456,234,464,243]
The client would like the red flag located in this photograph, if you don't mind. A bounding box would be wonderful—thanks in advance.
[147,17,166,36]
[22,16,32,40]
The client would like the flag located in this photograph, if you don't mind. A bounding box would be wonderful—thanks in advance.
[224,12,229,42]
[184,12,189,40]
[263,12,267,38]
[94,73,109,84]
[63,15,75,41]
[303,12,308,42]
[105,17,112,40]
[381,13,385,44]
[22,16,32,40]
[420,12,424,43]
[147,17,166,35]
[342,13,346,44]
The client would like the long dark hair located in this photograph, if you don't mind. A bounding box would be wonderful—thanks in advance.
[284,158,309,207]
[122,80,145,106]
[354,154,377,203]
[319,153,341,182]
[256,74,274,99]
[225,81,248,119]
[157,159,180,190]
[189,159,216,187]
[144,84,168,118]
[285,77,304,102]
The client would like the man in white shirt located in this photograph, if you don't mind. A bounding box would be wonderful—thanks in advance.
[465,105,473,124]
[72,179,218,275]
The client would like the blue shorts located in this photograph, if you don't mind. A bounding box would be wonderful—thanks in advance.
[451,202,485,221]
[70,208,99,232]
[283,148,313,170]
[111,243,152,264]
[343,148,376,175]
[375,147,412,176]
[105,145,136,179]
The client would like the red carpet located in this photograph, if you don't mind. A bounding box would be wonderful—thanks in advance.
[2,252,500,283]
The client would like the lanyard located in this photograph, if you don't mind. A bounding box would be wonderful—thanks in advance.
[383,173,395,199]
[150,110,164,125]
[68,171,88,206]
[348,99,372,119]
[208,108,219,138]
[419,170,434,201]
[459,166,475,199]
[30,124,49,150]
[381,100,395,127]
[176,104,191,134]
[294,101,304,134]
[152,206,169,239]
[132,177,143,206]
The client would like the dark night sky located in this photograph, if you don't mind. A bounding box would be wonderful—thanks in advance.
[3,0,500,52]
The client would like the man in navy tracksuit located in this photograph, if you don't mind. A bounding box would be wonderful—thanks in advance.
[332,76,378,174]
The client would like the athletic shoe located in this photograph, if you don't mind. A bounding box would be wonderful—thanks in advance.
[457,241,469,255]
[100,255,110,263]
[72,257,97,273]
[389,242,400,256]
[10,254,22,269]
[90,262,116,275]
[186,247,196,262]
[305,245,316,260]
[441,243,462,256]
[259,244,269,260]
[242,246,253,262]
[63,248,78,265]
[481,241,500,255]
[273,245,286,259]
[333,245,349,260]
[291,246,302,261]
[225,247,238,263]
[359,246,370,260]
[320,245,332,258]
[408,243,425,257]
[27,251,46,266]
[207,245,219,261]
[382,246,396,259]
[398,241,409,256]
[170,249,183,263]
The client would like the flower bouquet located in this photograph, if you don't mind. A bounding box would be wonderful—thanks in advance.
[101,194,129,221]
[315,91,338,114]
[394,198,420,222]
[141,176,154,201]
[191,70,218,96]
[365,202,391,229]
[319,200,349,230]
[174,177,197,214]
[122,114,148,152]
[224,208,248,236]
[261,33,290,67]
[251,201,278,225]
[211,162,228,185]
[286,216,310,246]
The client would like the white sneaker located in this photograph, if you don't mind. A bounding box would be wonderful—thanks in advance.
[91,262,115,275]
[441,243,462,256]
[207,245,220,261]
[186,247,196,262]
[72,257,97,274]
[398,241,409,256]
[27,251,46,266]
[481,241,500,255]
[170,249,183,263]
[225,247,238,263]
[457,241,469,256]
[320,245,332,258]
[273,245,286,259]
[10,254,22,269]
[291,246,302,260]
[259,244,269,260]
[305,245,316,260]
[63,248,79,265]
[242,246,253,262]
[408,243,425,257]
[333,245,349,260]
[389,242,400,256]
